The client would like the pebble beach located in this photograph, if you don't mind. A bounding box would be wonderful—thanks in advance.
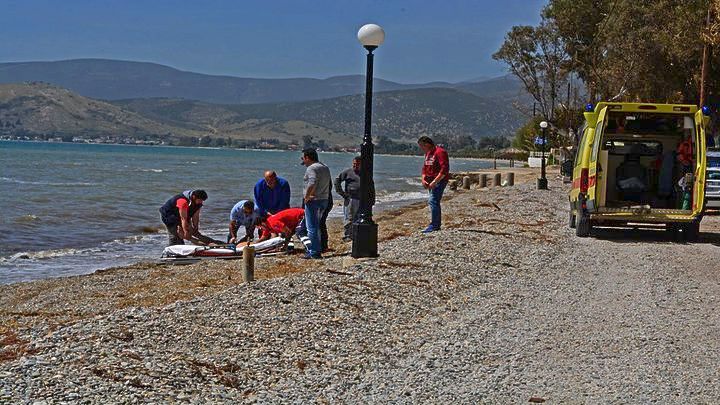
[3,167,720,403]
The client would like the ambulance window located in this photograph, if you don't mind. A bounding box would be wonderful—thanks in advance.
[575,128,589,168]
[591,119,604,162]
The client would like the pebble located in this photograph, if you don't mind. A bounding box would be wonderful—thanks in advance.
[2,179,720,402]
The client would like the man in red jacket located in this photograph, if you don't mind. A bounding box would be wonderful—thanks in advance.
[418,136,450,233]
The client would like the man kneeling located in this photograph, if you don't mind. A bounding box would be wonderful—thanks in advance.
[254,208,313,254]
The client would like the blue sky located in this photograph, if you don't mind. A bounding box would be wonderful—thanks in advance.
[0,0,546,83]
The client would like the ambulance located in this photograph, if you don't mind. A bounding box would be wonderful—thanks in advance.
[569,102,711,240]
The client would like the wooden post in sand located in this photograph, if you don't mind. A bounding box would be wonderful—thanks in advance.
[243,245,255,282]
[448,179,458,191]
[462,176,471,190]
[493,173,502,187]
[479,174,488,188]
[505,172,515,186]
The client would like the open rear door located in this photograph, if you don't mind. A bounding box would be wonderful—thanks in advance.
[586,106,608,211]
[694,110,707,213]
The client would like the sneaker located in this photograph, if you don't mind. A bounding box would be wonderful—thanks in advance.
[301,253,323,260]
[421,225,438,234]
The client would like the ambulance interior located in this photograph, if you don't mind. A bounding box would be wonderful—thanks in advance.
[598,112,695,209]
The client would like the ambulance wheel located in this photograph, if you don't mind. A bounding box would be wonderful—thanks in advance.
[684,221,700,242]
[575,212,591,237]
[569,206,576,229]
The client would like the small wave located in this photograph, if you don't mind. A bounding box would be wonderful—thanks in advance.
[386,177,423,186]
[15,214,40,223]
[0,177,98,187]
[137,225,164,234]
[375,191,428,204]
[135,168,164,173]
[0,233,163,263]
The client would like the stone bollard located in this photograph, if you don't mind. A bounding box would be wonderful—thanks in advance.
[493,173,502,187]
[505,172,515,186]
[448,179,458,191]
[462,176,471,190]
[479,173,488,188]
[242,245,255,283]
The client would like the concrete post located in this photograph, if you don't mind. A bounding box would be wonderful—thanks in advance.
[242,245,255,283]
[505,172,515,186]
[479,174,488,188]
[462,176,471,190]
[493,173,502,187]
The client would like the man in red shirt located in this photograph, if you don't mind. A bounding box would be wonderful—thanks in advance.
[256,208,305,239]
[418,136,450,233]
[255,208,313,252]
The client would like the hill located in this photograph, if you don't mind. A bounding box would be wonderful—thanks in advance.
[0,82,201,140]
[115,87,524,141]
[0,83,524,148]
[0,59,527,104]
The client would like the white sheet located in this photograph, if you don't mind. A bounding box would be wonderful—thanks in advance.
[162,237,286,258]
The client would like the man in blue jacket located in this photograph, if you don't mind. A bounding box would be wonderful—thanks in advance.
[254,171,291,217]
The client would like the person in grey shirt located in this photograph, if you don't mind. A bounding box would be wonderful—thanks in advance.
[335,156,375,241]
[301,148,331,259]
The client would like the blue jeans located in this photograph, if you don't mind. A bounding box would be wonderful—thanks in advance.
[428,180,447,229]
[304,199,328,256]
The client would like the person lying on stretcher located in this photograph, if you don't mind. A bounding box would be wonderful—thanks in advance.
[254,208,312,251]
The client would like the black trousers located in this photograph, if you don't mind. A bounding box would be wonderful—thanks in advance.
[319,196,332,251]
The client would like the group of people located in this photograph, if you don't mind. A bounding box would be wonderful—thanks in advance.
[159,137,450,260]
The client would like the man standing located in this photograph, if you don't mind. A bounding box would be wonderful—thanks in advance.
[253,171,291,217]
[418,136,450,233]
[334,156,374,241]
[228,199,259,244]
[159,189,218,246]
[301,148,331,259]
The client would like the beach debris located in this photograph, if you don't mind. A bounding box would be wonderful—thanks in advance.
[326,269,353,276]
[529,397,546,403]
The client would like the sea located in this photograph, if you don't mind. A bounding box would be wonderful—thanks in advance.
[1,141,503,284]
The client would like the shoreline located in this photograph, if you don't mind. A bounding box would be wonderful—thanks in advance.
[0,138,519,163]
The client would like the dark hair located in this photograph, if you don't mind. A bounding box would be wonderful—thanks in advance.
[253,216,267,227]
[243,200,254,210]
[302,148,319,162]
[192,190,208,200]
[417,136,435,146]
[353,156,362,162]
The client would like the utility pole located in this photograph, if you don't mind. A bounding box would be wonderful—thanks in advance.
[700,5,713,106]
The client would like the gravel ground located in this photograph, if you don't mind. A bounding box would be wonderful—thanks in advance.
[3,168,720,403]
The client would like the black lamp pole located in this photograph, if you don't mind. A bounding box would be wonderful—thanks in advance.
[351,45,379,258]
[537,123,548,190]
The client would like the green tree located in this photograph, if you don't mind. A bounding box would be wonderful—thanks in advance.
[493,20,570,121]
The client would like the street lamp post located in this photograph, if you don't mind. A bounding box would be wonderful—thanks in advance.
[352,23,385,258]
[537,120,549,190]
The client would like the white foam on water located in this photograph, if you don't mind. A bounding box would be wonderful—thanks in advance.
[0,177,98,187]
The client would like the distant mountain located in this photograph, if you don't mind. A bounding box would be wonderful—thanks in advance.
[115,87,524,141]
[0,83,524,147]
[0,59,527,105]
[0,82,200,138]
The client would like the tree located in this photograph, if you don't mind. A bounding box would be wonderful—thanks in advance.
[493,20,570,121]
[544,0,718,103]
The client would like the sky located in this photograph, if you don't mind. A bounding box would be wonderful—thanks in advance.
[0,0,546,83]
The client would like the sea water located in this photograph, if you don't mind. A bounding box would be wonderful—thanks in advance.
[1,141,501,284]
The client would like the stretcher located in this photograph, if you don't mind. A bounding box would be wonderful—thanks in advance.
[160,237,290,263]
